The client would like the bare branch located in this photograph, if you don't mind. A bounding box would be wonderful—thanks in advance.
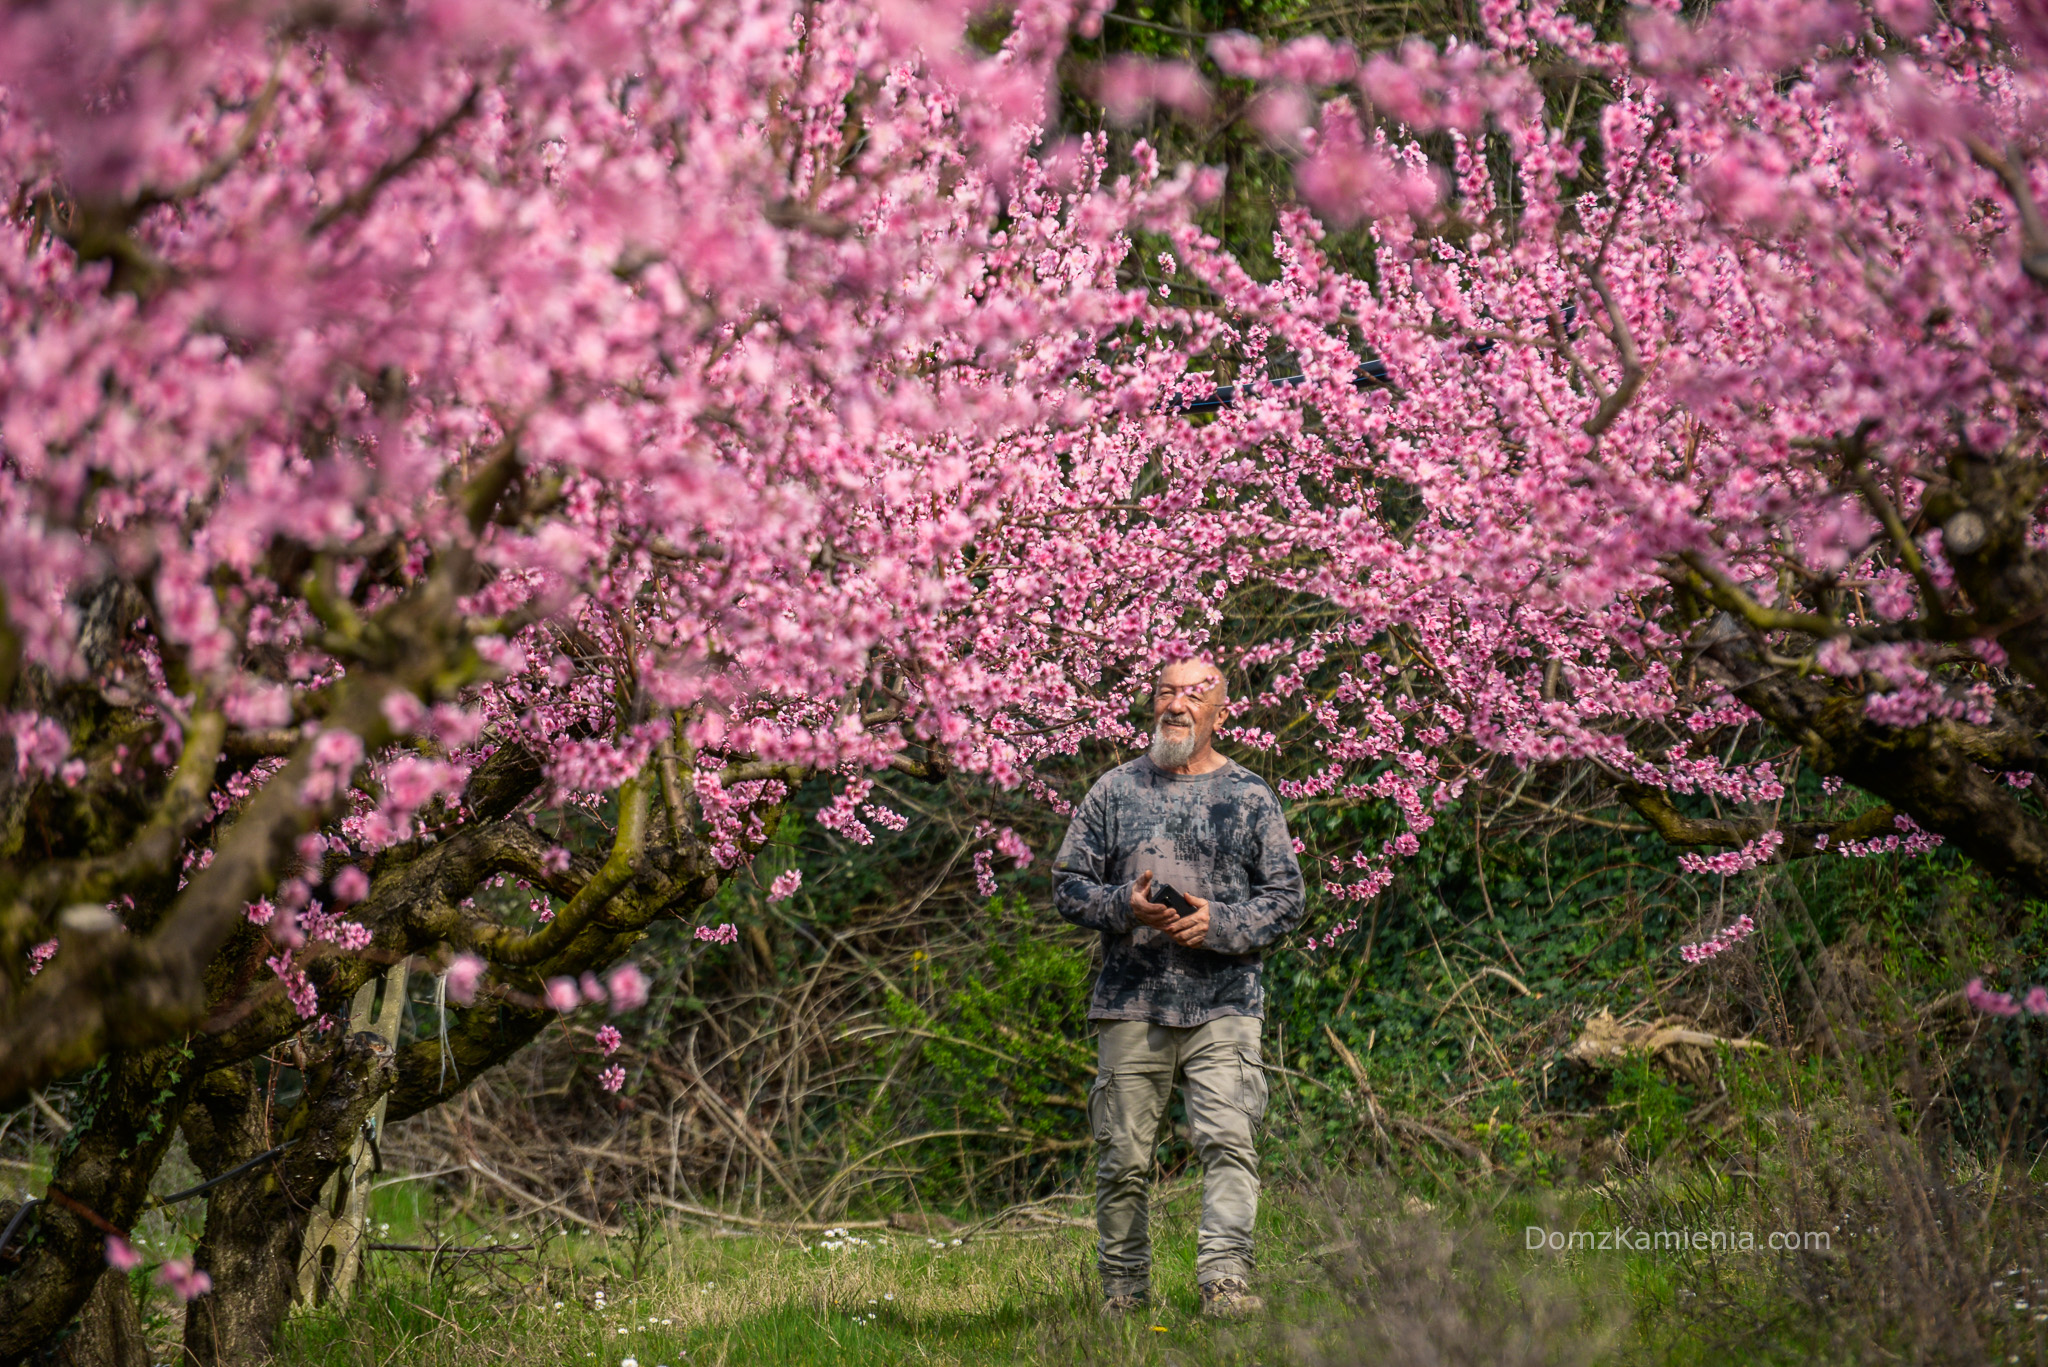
[1580,271,1646,438]
[1965,135,2048,287]
[308,82,483,238]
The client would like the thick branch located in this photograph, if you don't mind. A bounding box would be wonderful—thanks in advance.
[1673,555,1841,637]
[1621,785,1901,860]
[9,708,228,920]
[469,773,652,967]
[1692,625,2048,899]
[0,682,393,1109]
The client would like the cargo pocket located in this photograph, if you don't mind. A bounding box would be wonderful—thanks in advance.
[1237,1049,1269,1128]
[1088,1073,1115,1146]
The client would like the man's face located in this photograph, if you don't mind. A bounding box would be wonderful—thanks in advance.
[1150,660,1226,765]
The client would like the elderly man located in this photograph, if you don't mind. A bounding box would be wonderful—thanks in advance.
[1052,657,1306,1319]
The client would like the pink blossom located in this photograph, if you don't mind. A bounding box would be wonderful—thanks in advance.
[542,846,572,874]
[330,866,369,904]
[155,1259,212,1303]
[445,953,486,1006]
[598,1063,627,1093]
[380,691,427,734]
[27,940,57,976]
[545,977,581,1013]
[1965,977,2022,1017]
[605,962,649,1012]
[695,923,740,946]
[7,712,70,777]
[105,1236,140,1272]
[994,827,1033,867]
[1094,57,1212,125]
[1679,914,1757,964]
[267,950,319,1018]
[1678,832,1784,876]
[595,1024,623,1055]
[766,868,803,902]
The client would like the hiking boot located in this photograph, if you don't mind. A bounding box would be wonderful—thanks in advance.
[1100,1291,1149,1317]
[1199,1276,1264,1319]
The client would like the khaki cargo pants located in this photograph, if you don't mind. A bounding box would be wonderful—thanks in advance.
[1088,1016,1267,1296]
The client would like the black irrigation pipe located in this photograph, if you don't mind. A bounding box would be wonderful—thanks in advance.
[0,1198,35,1264]
[0,1140,298,1264]
[147,1141,297,1211]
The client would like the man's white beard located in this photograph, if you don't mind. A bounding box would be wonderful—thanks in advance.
[1150,716,1200,769]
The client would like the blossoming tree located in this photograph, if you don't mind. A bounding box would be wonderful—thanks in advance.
[1143,0,2048,948]
[8,0,2048,1355]
[0,0,1236,1354]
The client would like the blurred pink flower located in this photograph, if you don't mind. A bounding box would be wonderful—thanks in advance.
[1964,977,2022,1017]
[606,962,649,1013]
[330,865,369,904]
[105,1236,140,1272]
[156,1259,212,1303]
[445,953,486,1006]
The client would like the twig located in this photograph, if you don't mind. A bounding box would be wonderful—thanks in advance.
[645,1194,887,1232]
[27,1092,70,1135]
[370,1165,468,1192]
[1964,136,2048,286]
[465,1159,618,1235]
[309,83,483,237]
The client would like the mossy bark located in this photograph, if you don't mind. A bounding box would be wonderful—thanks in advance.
[49,1269,147,1367]
[180,1040,395,1367]
[0,1045,201,1366]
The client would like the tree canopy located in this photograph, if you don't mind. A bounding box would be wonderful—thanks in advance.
[5,0,2048,1355]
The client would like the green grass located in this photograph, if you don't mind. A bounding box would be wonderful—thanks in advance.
[274,1180,1331,1366]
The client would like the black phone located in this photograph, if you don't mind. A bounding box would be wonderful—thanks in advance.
[1152,881,1197,917]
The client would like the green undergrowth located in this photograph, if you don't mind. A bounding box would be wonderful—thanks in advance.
[276,1181,1331,1367]
[269,1141,2048,1367]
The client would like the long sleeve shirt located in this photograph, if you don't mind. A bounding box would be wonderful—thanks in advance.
[1052,756,1306,1027]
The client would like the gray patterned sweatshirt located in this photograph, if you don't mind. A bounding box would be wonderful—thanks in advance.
[1052,756,1306,1026]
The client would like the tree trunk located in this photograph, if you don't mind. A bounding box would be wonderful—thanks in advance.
[180,1035,395,1367]
[0,1045,202,1366]
[50,1270,147,1367]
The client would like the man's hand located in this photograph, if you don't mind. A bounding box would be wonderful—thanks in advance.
[1131,870,1177,930]
[1132,872,1209,947]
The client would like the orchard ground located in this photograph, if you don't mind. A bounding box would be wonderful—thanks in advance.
[279,1181,1607,1367]
[68,1135,2043,1366]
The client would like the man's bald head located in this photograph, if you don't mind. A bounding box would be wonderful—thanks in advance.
[1152,656,1227,706]
[1149,657,1229,773]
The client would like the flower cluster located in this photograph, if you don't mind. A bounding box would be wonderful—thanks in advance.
[1963,978,2048,1019]
[1679,915,1757,964]
[9,0,2048,1128]
[1677,831,1784,876]
[544,963,649,1014]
